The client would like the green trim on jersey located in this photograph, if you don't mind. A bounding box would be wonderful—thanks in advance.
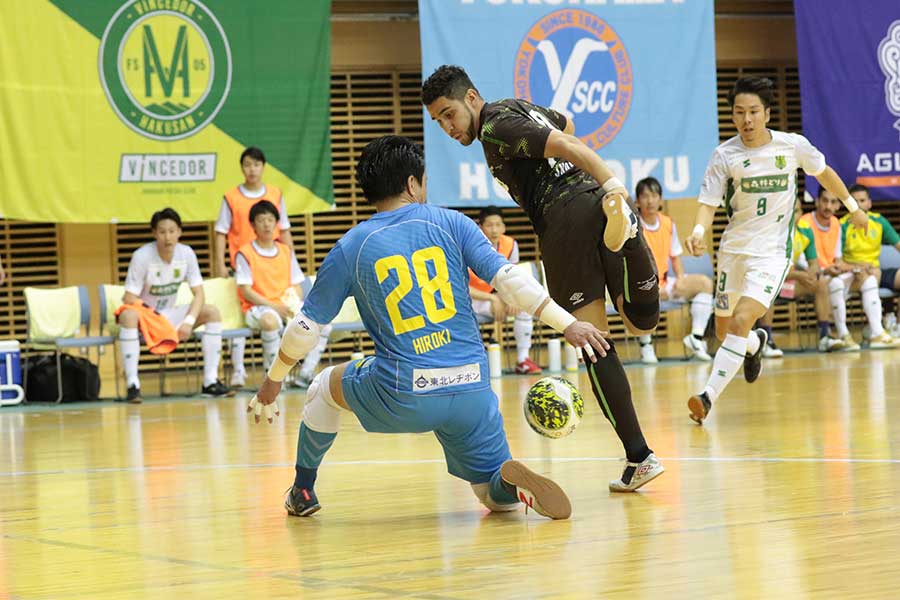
[481,135,510,148]
[785,203,796,259]
[875,214,900,245]
[725,178,735,219]
[798,225,817,261]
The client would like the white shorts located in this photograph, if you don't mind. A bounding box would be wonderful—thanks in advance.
[714,253,790,317]
[661,277,678,299]
[159,305,191,327]
[472,299,492,318]
[245,305,285,331]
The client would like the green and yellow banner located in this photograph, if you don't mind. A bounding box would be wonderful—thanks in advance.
[0,0,333,223]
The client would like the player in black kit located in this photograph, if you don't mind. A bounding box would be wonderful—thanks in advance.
[423,65,664,492]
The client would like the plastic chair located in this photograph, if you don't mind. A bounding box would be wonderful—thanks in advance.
[299,273,364,343]
[24,285,116,403]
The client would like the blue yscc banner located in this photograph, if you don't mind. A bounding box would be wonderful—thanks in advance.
[796,0,900,200]
[419,0,719,207]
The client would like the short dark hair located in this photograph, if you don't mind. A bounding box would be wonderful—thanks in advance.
[727,76,775,110]
[635,177,663,198]
[478,205,503,223]
[849,183,869,195]
[151,207,182,230]
[355,135,425,204]
[240,146,266,165]
[249,200,279,223]
[421,65,479,106]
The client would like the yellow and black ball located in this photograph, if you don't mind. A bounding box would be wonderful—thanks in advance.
[523,376,584,439]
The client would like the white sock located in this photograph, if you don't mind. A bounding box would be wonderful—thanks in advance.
[202,322,223,386]
[231,336,246,376]
[746,330,761,355]
[119,327,140,388]
[513,313,533,363]
[638,334,652,345]
[829,278,849,337]
[701,333,749,402]
[261,330,281,371]
[690,292,713,338]
[299,323,332,377]
[861,275,884,337]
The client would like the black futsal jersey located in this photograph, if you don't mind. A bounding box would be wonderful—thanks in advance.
[477,98,601,232]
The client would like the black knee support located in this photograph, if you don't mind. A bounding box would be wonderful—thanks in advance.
[623,300,660,331]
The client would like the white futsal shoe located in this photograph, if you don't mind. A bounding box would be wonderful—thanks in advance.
[609,453,665,492]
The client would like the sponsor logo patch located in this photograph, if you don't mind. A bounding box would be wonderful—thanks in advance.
[412,363,481,391]
[740,174,789,193]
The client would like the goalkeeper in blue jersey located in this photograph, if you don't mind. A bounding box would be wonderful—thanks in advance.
[250,135,609,520]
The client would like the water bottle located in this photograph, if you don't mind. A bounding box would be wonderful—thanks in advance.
[488,343,502,378]
[547,338,562,372]
[564,343,579,372]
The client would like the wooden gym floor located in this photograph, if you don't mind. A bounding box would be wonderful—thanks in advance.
[2,349,900,599]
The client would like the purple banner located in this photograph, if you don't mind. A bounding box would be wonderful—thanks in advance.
[796,0,900,200]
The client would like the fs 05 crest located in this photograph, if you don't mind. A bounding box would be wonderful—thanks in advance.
[99,0,232,140]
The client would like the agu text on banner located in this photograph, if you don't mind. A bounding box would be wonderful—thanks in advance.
[419,0,719,208]
[796,0,900,200]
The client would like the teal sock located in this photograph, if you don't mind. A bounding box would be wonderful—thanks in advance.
[294,422,337,490]
[489,469,519,505]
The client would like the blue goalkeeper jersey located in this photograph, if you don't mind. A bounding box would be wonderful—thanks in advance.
[301,203,508,395]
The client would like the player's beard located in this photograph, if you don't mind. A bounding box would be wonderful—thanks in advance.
[462,104,478,146]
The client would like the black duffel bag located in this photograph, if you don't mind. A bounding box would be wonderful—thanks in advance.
[25,353,101,403]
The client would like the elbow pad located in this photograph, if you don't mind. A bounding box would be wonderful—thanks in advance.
[281,314,323,361]
[490,263,548,315]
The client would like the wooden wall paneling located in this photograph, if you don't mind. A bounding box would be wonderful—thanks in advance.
[0,222,62,345]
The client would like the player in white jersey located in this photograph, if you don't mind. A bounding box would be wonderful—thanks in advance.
[118,208,230,403]
[683,76,868,424]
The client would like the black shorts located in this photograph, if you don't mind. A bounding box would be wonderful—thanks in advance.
[539,190,654,314]
[881,267,898,290]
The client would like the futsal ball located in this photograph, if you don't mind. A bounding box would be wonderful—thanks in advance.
[523,376,584,439]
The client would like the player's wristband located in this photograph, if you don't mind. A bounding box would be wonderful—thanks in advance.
[540,300,578,334]
[842,196,860,213]
[692,224,705,238]
[182,314,197,327]
[602,177,625,194]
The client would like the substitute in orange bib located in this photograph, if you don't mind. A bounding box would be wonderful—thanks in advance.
[633,177,714,364]
[235,201,330,386]
[214,146,295,387]
[468,206,540,374]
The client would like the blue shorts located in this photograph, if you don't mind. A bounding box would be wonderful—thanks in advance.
[341,356,512,484]
[881,267,898,291]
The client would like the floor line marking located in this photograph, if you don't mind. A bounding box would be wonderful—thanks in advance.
[2,454,899,478]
